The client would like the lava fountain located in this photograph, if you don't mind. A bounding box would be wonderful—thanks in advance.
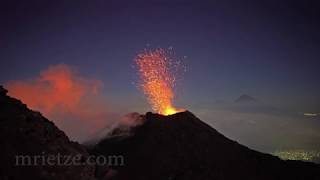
[135,48,184,115]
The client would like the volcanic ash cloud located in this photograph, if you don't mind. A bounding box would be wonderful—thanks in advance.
[5,64,112,142]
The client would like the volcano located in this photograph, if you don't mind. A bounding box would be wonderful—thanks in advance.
[235,94,258,103]
[1,85,320,180]
[91,111,320,180]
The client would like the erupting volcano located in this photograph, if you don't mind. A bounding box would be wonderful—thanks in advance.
[135,48,184,115]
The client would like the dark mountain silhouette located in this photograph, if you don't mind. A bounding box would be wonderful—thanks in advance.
[91,111,320,180]
[0,86,95,180]
[1,85,320,180]
[235,94,258,103]
[232,94,289,116]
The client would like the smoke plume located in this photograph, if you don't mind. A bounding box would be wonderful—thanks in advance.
[86,112,145,145]
[5,64,111,142]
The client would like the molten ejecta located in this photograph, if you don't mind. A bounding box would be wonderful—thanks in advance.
[135,48,184,115]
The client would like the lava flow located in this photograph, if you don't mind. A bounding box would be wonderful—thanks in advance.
[135,48,184,115]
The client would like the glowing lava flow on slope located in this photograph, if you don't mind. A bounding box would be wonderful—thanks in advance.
[135,48,184,115]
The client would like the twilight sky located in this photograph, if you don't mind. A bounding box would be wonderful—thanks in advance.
[1,1,320,146]
[1,0,320,112]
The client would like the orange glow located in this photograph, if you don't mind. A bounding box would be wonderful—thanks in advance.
[163,106,179,116]
[135,48,184,115]
[5,64,102,115]
[5,64,110,141]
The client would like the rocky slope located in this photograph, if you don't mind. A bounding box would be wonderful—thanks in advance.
[0,86,95,180]
[91,111,320,180]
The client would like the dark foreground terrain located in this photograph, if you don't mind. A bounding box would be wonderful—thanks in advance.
[1,85,320,180]
[92,112,320,180]
[0,86,95,180]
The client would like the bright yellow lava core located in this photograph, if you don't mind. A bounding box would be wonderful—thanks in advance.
[135,48,184,116]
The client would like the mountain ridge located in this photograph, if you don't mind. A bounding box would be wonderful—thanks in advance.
[1,85,320,180]
[235,94,258,103]
[0,86,95,180]
[91,111,320,180]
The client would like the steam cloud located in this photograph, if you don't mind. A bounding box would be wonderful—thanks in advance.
[5,64,112,142]
[87,112,145,145]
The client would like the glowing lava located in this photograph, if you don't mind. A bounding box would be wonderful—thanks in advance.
[135,48,184,115]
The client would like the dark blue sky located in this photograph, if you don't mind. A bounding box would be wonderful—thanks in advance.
[1,0,320,112]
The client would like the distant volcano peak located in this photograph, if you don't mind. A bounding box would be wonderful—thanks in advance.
[235,94,258,103]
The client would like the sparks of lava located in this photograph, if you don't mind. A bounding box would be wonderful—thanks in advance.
[135,48,184,115]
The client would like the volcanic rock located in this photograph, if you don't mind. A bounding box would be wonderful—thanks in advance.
[0,86,95,180]
[91,111,320,180]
